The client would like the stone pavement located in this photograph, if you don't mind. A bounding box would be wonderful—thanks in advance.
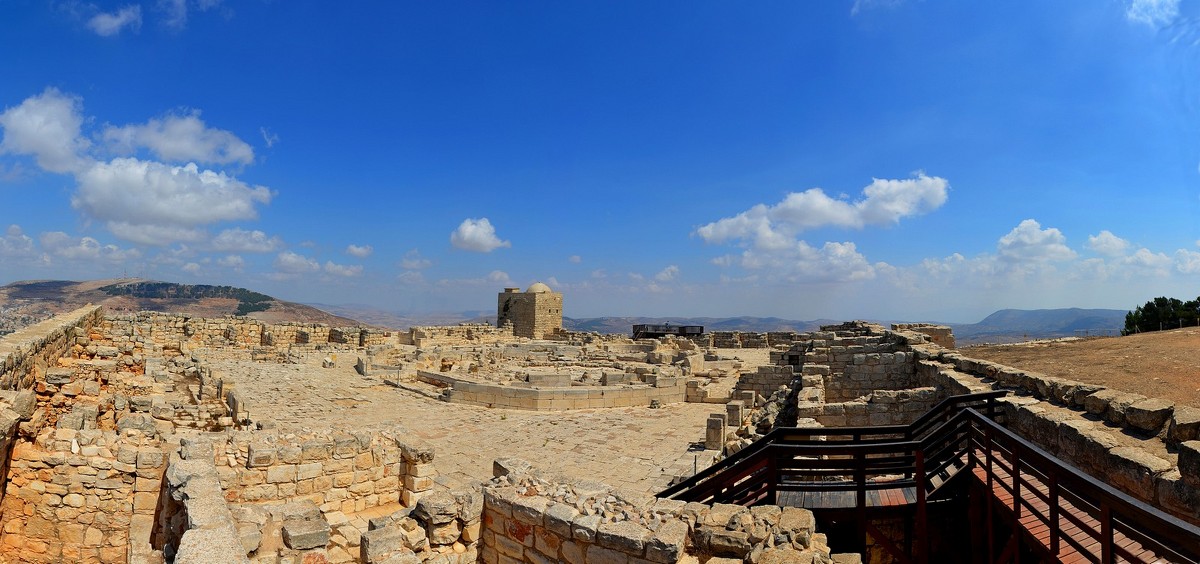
[206,354,729,494]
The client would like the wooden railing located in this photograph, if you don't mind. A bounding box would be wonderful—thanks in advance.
[659,390,1006,501]
[658,392,1200,564]
[968,409,1200,563]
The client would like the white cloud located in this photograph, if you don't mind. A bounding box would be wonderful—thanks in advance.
[568,255,582,264]
[160,0,188,29]
[260,127,279,148]
[997,219,1077,262]
[400,249,431,270]
[397,271,425,284]
[740,240,878,283]
[273,251,320,274]
[1120,248,1172,276]
[851,0,905,16]
[210,228,281,253]
[346,244,373,258]
[102,111,254,165]
[324,261,362,277]
[181,262,201,274]
[73,158,272,245]
[655,265,680,282]
[487,270,512,284]
[1127,0,1179,27]
[696,173,948,249]
[450,218,511,252]
[216,254,244,270]
[0,225,35,257]
[87,5,142,36]
[0,88,90,174]
[1087,230,1130,257]
[40,231,140,262]
[434,270,513,288]
[0,90,274,246]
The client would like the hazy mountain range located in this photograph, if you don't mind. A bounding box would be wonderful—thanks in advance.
[2,280,1127,345]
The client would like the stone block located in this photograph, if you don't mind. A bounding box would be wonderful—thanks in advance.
[1181,441,1200,488]
[645,519,687,563]
[596,520,648,554]
[283,517,331,550]
[1168,406,1200,445]
[1125,398,1174,434]
[361,526,405,563]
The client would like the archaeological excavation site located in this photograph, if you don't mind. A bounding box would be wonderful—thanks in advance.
[0,284,1198,563]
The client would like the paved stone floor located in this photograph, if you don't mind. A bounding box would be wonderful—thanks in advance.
[205,350,769,494]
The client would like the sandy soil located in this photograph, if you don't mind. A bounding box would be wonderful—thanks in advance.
[964,327,1200,408]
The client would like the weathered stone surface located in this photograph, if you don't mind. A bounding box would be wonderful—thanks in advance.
[645,519,687,563]
[1125,398,1174,434]
[361,526,405,563]
[596,519,649,554]
[283,517,331,550]
[414,491,458,525]
[1180,441,1200,488]
[1105,446,1172,498]
[1168,406,1200,444]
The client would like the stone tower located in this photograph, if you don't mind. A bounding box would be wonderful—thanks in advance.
[497,282,563,339]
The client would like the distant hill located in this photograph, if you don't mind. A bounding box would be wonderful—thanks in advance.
[0,279,362,328]
[949,308,1127,344]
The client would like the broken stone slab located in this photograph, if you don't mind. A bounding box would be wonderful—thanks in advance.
[414,491,459,526]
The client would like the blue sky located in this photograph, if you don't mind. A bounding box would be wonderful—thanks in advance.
[2,0,1200,322]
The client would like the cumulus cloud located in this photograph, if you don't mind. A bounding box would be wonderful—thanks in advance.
[0,89,274,246]
[181,261,202,274]
[72,158,271,245]
[209,228,281,253]
[696,173,948,249]
[273,251,320,274]
[450,218,511,252]
[345,244,373,258]
[1127,0,1179,27]
[216,254,244,269]
[655,265,680,282]
[324,261,362,277]
[997,219,1077,262]
[87,5,142,36]
[1087,230,1131,257]
[568,255,582,264]
[40,231,140,262]
[102,111,254,165]
[743,241,878,282]
[0,225,35,257]
[400,249,431,270]
[0,88,91,174]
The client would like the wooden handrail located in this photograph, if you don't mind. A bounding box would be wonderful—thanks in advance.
[660,390,1007,499]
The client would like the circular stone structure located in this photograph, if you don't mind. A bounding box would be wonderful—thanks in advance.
[526,282,552,293]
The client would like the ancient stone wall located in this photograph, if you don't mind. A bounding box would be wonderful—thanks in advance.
[891,323,954,349]
[0,426,166,563]
[418,371,687,411]
[734,365,794,398]
[471,459,843,564]
[0,305,103,391]
[105,312,387,353]
[404,324,514,348]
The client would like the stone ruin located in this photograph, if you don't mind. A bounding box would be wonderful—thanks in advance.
[0,304,1196,563]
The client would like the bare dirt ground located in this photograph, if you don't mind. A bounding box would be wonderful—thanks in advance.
[964,327,1200,408]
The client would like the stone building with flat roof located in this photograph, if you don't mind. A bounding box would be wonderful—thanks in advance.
[497,282,563,339]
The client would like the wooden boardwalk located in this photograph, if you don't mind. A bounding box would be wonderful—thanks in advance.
[972,449,1166,564]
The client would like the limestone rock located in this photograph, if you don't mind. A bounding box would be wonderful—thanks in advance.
[1125,398,1174,434]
